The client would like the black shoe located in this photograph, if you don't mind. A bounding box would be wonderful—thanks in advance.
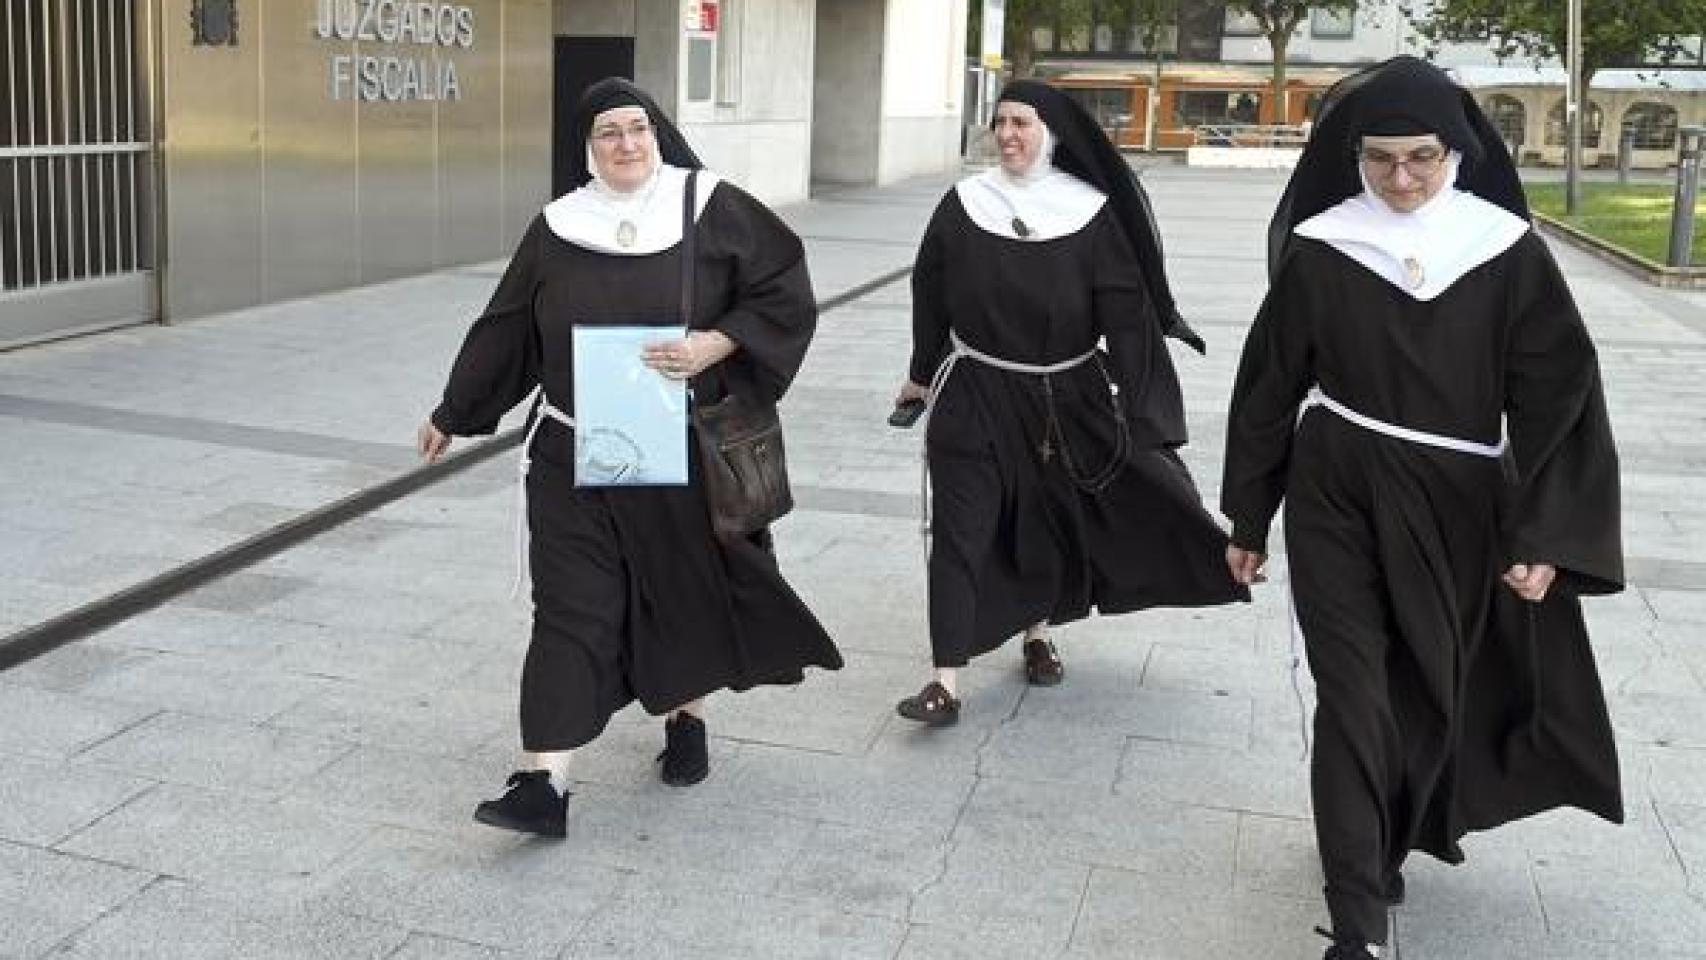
[1022,637,1064,686]
[896,681,961,726]
[658,713,710,786]
[1315,927,1382,960]
[473,770,567,838]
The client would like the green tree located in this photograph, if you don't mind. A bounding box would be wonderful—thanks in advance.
[1400,0,1706,86]
[968,0,1168,76]
[1224,1,1362,121]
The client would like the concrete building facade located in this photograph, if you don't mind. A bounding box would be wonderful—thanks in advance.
[1,0,967,348]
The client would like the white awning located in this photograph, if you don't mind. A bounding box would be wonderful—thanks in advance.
[1449,63,1706,91]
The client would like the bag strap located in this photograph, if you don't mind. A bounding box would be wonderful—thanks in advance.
[680,169,698,329]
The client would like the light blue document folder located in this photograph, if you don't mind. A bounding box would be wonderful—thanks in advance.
[571,325,689,486]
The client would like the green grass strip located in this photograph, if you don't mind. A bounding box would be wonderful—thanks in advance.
[1526,182,1706,264]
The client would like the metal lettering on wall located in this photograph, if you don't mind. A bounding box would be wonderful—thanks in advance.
[314,0,475,101]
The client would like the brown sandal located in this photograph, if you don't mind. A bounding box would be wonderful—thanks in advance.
[896,681,961,726]
[1023,637,1064,686]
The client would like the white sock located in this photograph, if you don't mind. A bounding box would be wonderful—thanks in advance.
[933,667,958,697]
[522,750,574,795]
[1024,622,1050,643]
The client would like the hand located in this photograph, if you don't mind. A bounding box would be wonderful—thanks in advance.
[896,380,930,406]
[417,420,451,463]
[643,331,736,380]
[1226,545,1267,586]
[1502,562,1556,602]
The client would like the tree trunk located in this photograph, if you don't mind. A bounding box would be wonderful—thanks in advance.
[1268,32,1289,125]
[1010,20,1035,77]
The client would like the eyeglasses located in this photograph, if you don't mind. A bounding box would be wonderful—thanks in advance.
[1357,147,1447,178]
[591,121,653,146]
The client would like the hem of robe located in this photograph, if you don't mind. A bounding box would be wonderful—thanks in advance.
[520,660,841,754]
[954,587,1250,664]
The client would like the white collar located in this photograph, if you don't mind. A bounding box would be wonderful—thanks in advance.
[1294,156,1529,300]
[955,165,1106,242]
[543,164,721,255]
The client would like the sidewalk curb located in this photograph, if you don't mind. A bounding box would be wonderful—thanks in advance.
[0,266,913,672]
[1533,212,1706,289]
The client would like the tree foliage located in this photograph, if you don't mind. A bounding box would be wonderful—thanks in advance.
[1401,0,1706,84]
[969,0,1179,75]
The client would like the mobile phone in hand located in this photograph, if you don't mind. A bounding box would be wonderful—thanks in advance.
[888,398,927,428]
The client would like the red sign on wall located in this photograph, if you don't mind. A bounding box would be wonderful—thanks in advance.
[685,0,719,33]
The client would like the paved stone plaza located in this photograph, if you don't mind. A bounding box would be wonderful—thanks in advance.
[2,167,1704,959]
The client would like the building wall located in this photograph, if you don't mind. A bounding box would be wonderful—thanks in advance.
[554,0,635,34]
[1473,86,1706,169]
[161,0,551,321]
[679,0,816,203]
[1218,4,1506,67]
[810,0,885,186]
[875,0,965,183]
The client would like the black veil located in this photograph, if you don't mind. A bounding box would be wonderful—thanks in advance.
[998,81,1205,353]
[565,77,704,191]
[1265,56,1528,277]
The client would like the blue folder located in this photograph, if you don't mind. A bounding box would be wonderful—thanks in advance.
[571,325,689,486]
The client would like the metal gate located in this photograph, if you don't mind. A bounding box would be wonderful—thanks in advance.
[1,0,155,348]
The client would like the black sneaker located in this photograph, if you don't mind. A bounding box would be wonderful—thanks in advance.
[658,713,710,786]
[1316,927,1382,959]
[473,770,567,838]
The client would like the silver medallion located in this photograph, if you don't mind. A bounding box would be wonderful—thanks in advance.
[1402,255,1425,289]
[616,220,638,248]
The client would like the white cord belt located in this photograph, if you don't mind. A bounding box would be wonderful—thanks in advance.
[1300,386,1506,459]
[1283,385,1506,762]
[918,332,1099,536]
[511,389,575,599]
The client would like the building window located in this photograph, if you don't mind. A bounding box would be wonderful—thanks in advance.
[687,36,715,102]
[1176,90,1262,132]
[1310,8,1354,39]
[1483,94,1526,148]
[1057,22,1091,51]
[1623,102,1680,149]
[1032,26,1054,52]
[1063,86,1133,131]
[1545,99,1603,148]
[1223,10,1264,36]
[1130,24,1178,54]
[1645,34,1704,66]
[1094,24,1115,52]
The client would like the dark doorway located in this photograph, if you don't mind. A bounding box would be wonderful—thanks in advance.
[554,36,636,197]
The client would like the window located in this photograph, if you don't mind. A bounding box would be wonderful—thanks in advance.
[1063,86,1134,131]
[1622,102,1679,150]
[1310,8,1354,39]
[1544,99,1603,148]
[1223,10,1264,36]
[1483,94,1526,148]
[1094,24,1115,52]
[1032,26,1054,52]
[1130,24,1178,54]
[1175,90,1263,130]
[686,36,714,102]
